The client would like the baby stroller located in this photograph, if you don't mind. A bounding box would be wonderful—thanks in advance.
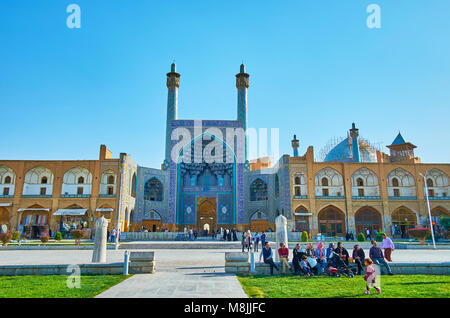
[327,252,354,278]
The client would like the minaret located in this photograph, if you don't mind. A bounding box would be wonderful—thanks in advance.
[349,123,360,163]
[164,63,180,166]
[236,64,249,161]
[291,135,299,157]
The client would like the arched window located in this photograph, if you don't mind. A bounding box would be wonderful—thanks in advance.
[321,178,329,186]
[356,178,364,186]
[41,176,48,184]
[426,178,434,187]
[392,178,399,187]
[144,177,163,201]
[107,175,115,185]
[77,176,84,184]
[355,207,381,234]
[4,176,11,184]
[275,175,280,198]
[295,176,301,185]
[250,179,268,201]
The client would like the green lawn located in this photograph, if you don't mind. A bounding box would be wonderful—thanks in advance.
[238,275,450,298]
[0,275,130,298]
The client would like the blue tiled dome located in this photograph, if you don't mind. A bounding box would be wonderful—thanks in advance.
[324,137,377,163]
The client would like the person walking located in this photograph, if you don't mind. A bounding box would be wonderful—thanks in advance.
[381,233,395,262]
[278,242,292,274]
[110,228,116,243]
[245,230,252,252]
[366,228,372,241]
[254,232,260,252]
[369,240,394,275]
[259,242,280,275]
[364,258,381,294]
[352,244,366,275]
[261,232,266,247]
[241,232,247,252]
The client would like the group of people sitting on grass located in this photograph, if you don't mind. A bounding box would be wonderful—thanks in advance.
[258,233,395,278]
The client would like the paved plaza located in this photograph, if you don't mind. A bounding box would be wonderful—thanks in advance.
[1,247,449,298]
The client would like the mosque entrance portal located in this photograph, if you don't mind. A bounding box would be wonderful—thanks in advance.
[197,197,216,235]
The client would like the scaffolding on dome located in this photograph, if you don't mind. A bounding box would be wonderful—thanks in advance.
[316,136,382,162]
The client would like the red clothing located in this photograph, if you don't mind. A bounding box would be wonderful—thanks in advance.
[278,247,289,259]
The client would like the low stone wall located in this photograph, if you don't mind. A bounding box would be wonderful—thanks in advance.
[0,263,123,276]
[225,252,450,276]
[380,262,450,275]
[225,252,250,274]
[128,251,155,274]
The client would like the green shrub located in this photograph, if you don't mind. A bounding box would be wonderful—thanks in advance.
[375,232,384,242]
[40,235,49,245]
[12,231,20,241]
[0,232,12,246]
[440,216,450,231]
[70,229,85,245]
[408,228,430,244]
[55,232,63,241]
[357,232,365,242]
[301,231,308,242]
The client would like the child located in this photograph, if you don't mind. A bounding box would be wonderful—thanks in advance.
[300,255,312,277]
[364,258,380,294]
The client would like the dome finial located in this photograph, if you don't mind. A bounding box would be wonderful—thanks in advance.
[171,61,176,72]
[240,63,245,73]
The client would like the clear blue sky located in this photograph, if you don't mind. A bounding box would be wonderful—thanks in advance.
[1,0,449,167]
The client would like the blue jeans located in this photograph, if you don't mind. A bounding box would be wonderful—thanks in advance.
[317,259,327,275]
[301,266,311,275]
[373,257,392,274]
[264,258,279,275]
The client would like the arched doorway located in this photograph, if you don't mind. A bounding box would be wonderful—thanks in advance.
[431,207,449,238]
[431,207,450,226]
[197,197,216,235]
[250,211,269,232]
[391,207,417,238]
[318,206,346,237]
[142,209,162,232]
[355,207,382,235]
[294,206,310,232]
[0,207,10,233]
[19,205,50,239]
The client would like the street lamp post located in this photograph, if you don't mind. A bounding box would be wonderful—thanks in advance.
[116,160,127,250]
[420,172,436,249]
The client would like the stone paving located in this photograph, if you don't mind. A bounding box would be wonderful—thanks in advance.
[1,248,449,266]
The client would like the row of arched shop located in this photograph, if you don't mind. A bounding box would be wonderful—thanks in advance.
[0,204,116,239]
[249,205,450,238]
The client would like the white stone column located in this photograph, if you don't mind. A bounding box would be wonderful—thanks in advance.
[92,216,108,263]
[275,215,288,262]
